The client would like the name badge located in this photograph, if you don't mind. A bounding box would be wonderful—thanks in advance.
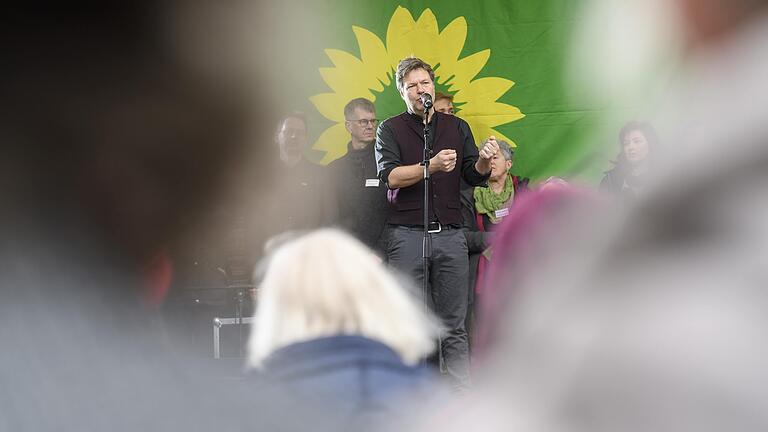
[365,179,380,188]
[494,207,510,219]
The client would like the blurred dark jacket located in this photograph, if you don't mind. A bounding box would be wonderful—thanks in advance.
[225,157,336,287]
[254,335,435,425]
[328,142,389,255]
[599,166,646,203]
[0,236,326,431]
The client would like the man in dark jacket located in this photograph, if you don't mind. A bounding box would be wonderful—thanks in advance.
[272,112,337,232]
[329,98,389,255]
[375,57,499,389]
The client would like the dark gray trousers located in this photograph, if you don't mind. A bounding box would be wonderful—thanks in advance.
[386,225,471,389]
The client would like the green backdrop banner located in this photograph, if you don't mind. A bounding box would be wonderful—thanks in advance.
[268,1,606,182]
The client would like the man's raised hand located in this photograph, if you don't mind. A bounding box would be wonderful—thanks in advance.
[430,149,457,173]
[479,136,500,160]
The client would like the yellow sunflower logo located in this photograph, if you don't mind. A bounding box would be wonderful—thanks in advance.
[310,6,525,164]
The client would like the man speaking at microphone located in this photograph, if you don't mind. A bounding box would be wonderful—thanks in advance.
[375,57,498,389]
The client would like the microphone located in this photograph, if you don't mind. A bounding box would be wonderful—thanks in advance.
[420,93,433,110]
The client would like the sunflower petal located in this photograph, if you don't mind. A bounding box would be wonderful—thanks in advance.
[386,6,419,71]
[458,77,514,104]
[461,100,525,130]
[386,7,441,70]
[469,123,518,150]
[433,16,467,85]
[449,49,491,91]
[319,49,375,98]
[309,93,348,123]
[312,122,350,164]
[353,26,391,90]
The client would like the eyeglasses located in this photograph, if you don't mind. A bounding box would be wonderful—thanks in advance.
[346,118,378,127]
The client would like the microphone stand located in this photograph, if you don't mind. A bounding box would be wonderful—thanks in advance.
[227,283,250,357]
[421,105,432,317]
[420,101,443,370]
[235,286,244,357]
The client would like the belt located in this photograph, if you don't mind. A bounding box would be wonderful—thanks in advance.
[392,222,462,233]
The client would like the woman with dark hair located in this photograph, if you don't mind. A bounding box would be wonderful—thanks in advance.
[600,121,657,201]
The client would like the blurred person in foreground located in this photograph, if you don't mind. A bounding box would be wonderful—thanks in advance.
[0,3,326,430]
[247,228,441,427]
[272,112,336,231]
[329,98,389,255]
[408,1,768,431]
[599,121,656,202]
[224,113,335,300]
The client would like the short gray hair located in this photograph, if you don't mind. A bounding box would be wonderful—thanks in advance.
[343,98,375,119]
[396,57,435,92]
[497,140,514,161]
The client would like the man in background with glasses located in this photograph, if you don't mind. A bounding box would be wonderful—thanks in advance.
[328,98,389,256]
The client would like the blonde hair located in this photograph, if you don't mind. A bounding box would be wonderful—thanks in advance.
[247,228,439,368]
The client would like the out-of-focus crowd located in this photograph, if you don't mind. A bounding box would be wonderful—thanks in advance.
[3,1,768,431]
